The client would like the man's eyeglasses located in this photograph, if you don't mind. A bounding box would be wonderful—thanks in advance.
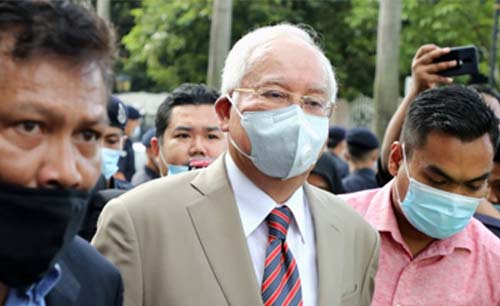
[233,87,334,117]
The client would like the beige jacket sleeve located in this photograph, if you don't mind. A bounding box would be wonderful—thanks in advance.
[92,198,143,306]
[360,230,380,306]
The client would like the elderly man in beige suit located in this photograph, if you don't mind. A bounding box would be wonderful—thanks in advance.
[92,23,380,306]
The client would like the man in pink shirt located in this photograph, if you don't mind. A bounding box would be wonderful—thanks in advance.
[342,85,500,306]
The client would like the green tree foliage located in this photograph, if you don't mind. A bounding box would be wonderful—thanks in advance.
[119,0,497,96]
[350,0,495,87]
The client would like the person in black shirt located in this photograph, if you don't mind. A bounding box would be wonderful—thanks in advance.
[131,127,160,186]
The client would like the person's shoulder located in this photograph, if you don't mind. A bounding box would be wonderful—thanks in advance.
[469,219,500,257]
[307,185,377,235]
[112,169,203,212]
[61,236,122,280]
[339,187,380,215]
[48,237,123,306]
[341,173,362,191]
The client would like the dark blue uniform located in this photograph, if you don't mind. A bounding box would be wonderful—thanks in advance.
[342,168,378,193]
[117,138,135,182]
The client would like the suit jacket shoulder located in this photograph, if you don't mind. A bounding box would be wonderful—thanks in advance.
[46,236,123,306]
[305,184,380,306]
[93,156,379,306]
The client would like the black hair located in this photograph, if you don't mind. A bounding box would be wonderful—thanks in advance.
[494,140,500,163]
[401,85,499,158]
[327,138,341,148]
[347,144,377,163]
[469,84,500,102]
[0,0,115,85]
[155,83,220,140]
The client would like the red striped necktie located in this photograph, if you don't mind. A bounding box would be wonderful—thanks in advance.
[261,206,303,306]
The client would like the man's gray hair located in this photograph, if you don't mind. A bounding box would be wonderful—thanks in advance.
[220,23,337,103]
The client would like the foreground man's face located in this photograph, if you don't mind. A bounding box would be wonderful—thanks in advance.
[0,54,108,190]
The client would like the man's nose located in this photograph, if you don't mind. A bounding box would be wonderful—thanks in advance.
[37,140,83,189]
[189,136,208,157]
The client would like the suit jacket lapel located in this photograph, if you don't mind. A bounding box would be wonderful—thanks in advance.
[45,260,80,306]
[305,184,345,306]
[187,155,263,306]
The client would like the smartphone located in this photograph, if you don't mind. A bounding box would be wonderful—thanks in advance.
[433,45,479,77]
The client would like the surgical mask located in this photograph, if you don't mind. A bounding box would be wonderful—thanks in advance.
[227,95,328,179]
[158,147,188,176]
[101,147,121,180]
[395,145,481,239]
[167,164,189,176]
[0,181,89,287]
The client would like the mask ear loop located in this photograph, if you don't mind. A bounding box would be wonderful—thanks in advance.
[158,146,168,177]
[394,143,411,203]
[225,94,255,161]
[226,94,243,118]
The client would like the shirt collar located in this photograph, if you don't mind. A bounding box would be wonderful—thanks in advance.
[365,179,475,255]
[8,263,62,305]
[225,154,307,242]
[30,263,61,300]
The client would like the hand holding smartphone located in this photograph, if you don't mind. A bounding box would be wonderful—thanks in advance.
[432,45,479,77]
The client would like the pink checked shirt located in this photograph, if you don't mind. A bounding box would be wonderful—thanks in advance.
[341,180,500,306]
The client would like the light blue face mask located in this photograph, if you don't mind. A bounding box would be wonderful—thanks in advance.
[101,148,122,180]
[157,146,189,176]
[395,144,482,239]
[227,95,329,179]
[167,164,189,175]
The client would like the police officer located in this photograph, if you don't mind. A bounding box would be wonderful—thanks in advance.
[117,105,141,181]
[342,127,380,193]
[79,96,131,241]
[96,96,132,190]
[327,126,350,179]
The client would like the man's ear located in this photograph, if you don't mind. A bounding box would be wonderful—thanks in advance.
[388,141,403,176]
[150,137,160,157]
[214,96,231,132]
[344,151,351,161]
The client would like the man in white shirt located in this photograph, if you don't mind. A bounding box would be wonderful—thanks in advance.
[93,23,380,306]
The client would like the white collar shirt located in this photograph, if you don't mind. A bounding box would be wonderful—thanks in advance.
[225,154,318,306]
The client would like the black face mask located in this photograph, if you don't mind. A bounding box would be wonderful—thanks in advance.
[0,182,89,287]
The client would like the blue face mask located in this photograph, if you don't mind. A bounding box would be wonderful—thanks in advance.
[227,95,328,180]
[167,164,189,176]
[395,145,482,239]
[157,146,189,176]
[101,148,122,180]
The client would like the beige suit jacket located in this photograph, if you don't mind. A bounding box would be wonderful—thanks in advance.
[92,155,380,306]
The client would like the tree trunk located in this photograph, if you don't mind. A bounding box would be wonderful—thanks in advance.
[207,0,233,90]
[71,0,93,9]
[373,0,402,140]
[97,0,111,22]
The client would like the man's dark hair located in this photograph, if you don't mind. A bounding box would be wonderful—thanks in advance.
[401,85,499,158]
[0,0,115,85]
[469,84,500,102]
[347,145,377,163]
[155,83,220,141]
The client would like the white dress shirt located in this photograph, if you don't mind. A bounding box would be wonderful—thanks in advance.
[225,154,318,306]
